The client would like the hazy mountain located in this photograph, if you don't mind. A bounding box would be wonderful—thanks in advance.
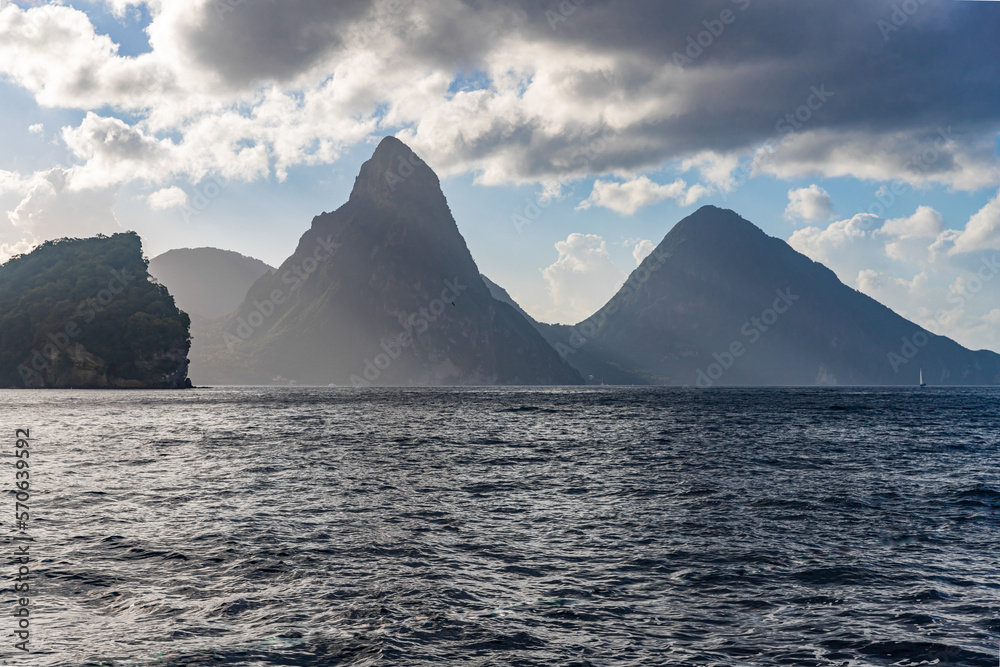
[148,248,274,319]
[0,233,191,388]
[192,137,583,386]
[554,205,1000,386]
[481,274,547,333]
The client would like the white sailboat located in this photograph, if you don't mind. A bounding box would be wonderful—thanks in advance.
[919,367,926,388]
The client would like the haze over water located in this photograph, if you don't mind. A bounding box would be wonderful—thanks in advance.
[3,387,998,666]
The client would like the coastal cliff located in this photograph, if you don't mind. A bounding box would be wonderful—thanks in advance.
[0,233,192,389]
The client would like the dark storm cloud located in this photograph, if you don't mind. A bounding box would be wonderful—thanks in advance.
[397,0,999,181]
[93,0,1000,185]
[175,0,372,87]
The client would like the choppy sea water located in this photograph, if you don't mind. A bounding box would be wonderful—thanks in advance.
[1,387,998,666]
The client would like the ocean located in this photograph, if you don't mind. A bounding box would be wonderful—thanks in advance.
[2,387,998,666]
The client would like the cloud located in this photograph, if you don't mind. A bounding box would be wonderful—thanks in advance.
[7,168,121,242]
[879,205,944,240]
[788,200,1000,353]
[949,189,1000,254]
[788,213,881,272]
[28,123,43,135]
[577,176,701,215]
[632,239,655,266]
[0,0,997,204]
[0,170,30,197]
[541,233,626,324]
[147,186,188,210]
[785,184,833,222]
[0,239,35,265]
[758,128,1000,192]
[855,268,883,295]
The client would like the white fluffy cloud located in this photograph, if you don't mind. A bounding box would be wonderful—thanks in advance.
[950,190,1000,254]
[147,186,188,210]
[577,176,703,215]
[0,0,998,290]
[0,1,995,205]
[540,233,626,324]
[632,240,655,266]
[0,239,35,264]
[7,168,121,242]
[880,206,945,240]
[785,184,833,222]
[789,197,1000,353]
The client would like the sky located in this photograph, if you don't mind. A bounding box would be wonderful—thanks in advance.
[0,0,999,352]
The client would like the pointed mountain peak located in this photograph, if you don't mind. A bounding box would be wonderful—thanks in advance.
[350,136,440,204]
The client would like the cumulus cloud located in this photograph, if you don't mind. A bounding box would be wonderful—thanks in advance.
[950,190,1000,254]
[632,239,655,266]
[147,186,188,210]
[28,123,44,135]
[541,233,626,324]
[789,199,1000,353]
[855,268,883,295]
[758,128,1000,192]
[0,239,35,265]
[577,176,702,215]
[0,0,996,203]
[8,168,121,242]
[880,206,945,240]
[0,170,29,197]
[788,213,881,273]
[785,184,833,222]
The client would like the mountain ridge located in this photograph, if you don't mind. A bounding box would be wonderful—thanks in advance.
[191,137,583,386]
[537,205,1000,385]
[149,247,274,319]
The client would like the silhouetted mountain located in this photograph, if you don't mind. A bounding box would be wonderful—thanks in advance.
[0,233,191,388]
[555,205,1000,386]
[192,137,582,386]
[481,274,547,333]
[149,248,274,319]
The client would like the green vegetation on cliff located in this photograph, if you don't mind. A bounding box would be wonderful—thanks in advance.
[0,232,192,388]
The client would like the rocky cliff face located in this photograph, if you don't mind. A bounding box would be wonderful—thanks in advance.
[193,137,582,386]
[0,233,192,389]
[19,343,190,389]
